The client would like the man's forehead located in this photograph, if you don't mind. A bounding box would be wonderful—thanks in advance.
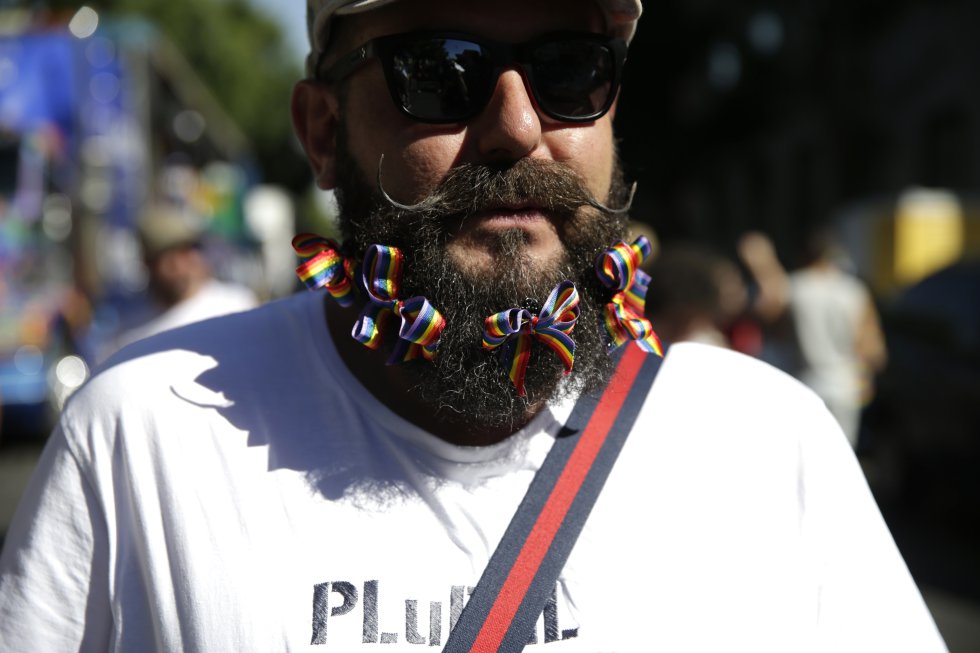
[306,0,641,76]
[347,0,604,44]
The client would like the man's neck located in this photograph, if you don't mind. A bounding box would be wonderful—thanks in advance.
[324,297,544,446]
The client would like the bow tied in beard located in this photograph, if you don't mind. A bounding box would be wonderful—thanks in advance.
[353,244,447,364]
[595,236,664,356]
[292,233,356,306]
[482,280,580,397]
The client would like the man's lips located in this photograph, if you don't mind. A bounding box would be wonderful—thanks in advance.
[468,206,551,227]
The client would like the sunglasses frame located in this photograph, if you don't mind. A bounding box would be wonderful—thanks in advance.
[320,30,628,124]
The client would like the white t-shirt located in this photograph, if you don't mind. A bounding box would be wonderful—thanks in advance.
[788,266,870,403]
[0,291,946,652]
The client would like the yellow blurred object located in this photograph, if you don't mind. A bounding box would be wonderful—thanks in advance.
[894,188,965,286]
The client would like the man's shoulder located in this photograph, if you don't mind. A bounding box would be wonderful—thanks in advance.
[660,341,808,393]
[622,341,846,479]
[71,292,325,417]
[651,341,829,430]
[111,290,316,357]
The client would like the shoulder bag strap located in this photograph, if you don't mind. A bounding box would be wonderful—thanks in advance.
[443,344,664,653]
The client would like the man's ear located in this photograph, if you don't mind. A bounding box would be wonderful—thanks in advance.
[291,80,341,190]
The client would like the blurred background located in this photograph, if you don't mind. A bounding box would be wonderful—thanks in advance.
[0,0,977,649]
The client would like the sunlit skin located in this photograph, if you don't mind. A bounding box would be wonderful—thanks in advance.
[291,0,621,444]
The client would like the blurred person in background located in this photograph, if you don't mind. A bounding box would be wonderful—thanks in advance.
[643,243,735,347]
[108,204,259,354]
[737,230,796,369]
[0,0,942,650]
[738,229,888,447]
[788,228,888,447]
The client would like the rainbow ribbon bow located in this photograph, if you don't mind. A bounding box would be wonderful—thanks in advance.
[482,280,580,397]
[292,233,355,307]
[595,235,664,356]
[353,244,446,364]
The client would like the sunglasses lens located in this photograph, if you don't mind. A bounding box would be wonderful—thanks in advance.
[389,38,495,122]
[530,39,616,120]
[380,35,620,123]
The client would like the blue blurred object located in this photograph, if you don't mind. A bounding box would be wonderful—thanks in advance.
[897,260,980,353]
[0,292,73,438]
[865,260,980,520]
[0,34,76,141]
[862,260,980,603]
[0,14,162,438]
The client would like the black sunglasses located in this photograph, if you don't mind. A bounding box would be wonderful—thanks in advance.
[320,31,627,124]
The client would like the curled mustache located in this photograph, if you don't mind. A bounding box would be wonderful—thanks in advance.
[374,154,636,218]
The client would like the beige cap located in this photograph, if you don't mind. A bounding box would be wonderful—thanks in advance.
[137,205,204,261]
[305,0,643,77]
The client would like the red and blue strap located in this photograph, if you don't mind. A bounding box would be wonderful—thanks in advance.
[443,343,664,652]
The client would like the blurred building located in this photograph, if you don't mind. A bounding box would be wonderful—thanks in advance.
[618,0,980,264]
[0,8,291,437]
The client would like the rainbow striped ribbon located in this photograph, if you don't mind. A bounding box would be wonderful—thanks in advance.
[595,236,664,356]
[292,233,355,307]
[353,244,446,364]
[482,280,580,397]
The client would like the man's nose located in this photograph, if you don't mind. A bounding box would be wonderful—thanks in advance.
[469,68,544,161]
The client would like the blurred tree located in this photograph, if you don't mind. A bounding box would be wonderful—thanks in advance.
[59,0,310,192]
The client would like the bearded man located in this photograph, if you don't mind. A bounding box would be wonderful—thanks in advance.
[0,0,947,651]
